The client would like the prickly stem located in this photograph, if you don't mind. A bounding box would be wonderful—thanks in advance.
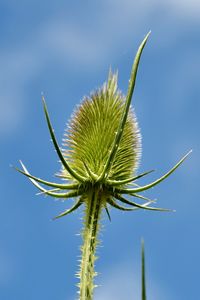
[78,189,103,299]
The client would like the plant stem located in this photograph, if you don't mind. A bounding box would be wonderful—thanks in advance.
[78,188,103,300]
[141,239,146,300]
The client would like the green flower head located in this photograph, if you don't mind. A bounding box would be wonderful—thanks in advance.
[62,70,141,182]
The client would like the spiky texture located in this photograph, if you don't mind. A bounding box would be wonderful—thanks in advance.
[62,72,141,182]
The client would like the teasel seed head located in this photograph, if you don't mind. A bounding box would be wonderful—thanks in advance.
[61,71,141,184]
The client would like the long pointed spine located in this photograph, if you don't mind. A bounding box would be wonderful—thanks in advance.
[78,189,103,299]
[113,150,192,194]
[42,96,86,183]
[16,161,80,190]
[98,32,151,181]
[107,169,154,186]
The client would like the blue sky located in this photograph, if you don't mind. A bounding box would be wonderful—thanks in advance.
[0,1,199,299]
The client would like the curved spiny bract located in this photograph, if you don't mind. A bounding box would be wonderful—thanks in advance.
[19,160,83,198]
[114,194,171,212]
[131,193,155,203]
[53,196,84,219]
[42,96,87,183]
[107,169,154,186]
[112,150,192,194]
[16,162,80,190]
[107,197,138,211]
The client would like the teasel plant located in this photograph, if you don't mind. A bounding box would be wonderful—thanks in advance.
[16,32,191,299]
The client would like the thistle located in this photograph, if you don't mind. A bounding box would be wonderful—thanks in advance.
[16,32,191,299]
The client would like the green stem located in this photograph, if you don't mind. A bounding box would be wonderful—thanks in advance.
[78,188,103,300]
[141,239,146,300]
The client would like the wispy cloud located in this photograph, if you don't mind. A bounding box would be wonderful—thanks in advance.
[0,0,199,136]
[0,19,111,137]
[107,0,200,19]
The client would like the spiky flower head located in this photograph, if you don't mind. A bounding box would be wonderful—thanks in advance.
[62,71,141,183]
